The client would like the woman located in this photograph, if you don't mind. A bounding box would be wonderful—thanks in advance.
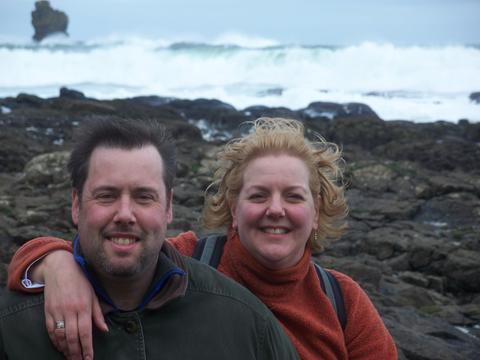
[8,118,397,359]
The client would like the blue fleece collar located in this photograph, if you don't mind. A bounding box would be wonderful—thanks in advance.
[72,234,185,312]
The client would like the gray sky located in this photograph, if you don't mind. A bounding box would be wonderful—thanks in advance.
[1,0,479,45]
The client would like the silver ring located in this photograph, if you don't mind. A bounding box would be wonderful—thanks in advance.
[55,320,65,330]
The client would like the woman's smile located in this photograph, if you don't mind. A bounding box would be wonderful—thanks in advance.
[232,153,318,270]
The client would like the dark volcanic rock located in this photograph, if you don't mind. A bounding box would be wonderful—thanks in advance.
[1,92,480,358]
[31,1,68,42]
[59,87,85,100]
[376,136,480,172]
[469,92,480,104]
[23,151,70,186]
[170,98,244,137]
[384,307,480,360]
[243,106,301,123]
[302,101,378,120]
[329,116,390,150]
[16,93,45,108]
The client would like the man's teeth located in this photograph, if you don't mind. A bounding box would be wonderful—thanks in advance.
[111,237,135,245]
[264,228,288,234]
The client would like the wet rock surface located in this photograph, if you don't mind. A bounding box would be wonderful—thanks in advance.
[1,89,479,358]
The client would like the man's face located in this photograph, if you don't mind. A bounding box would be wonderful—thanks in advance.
[71,145,172,279]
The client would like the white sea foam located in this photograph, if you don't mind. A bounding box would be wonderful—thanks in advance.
[0,37,479,122]
[1,106,11,114]
[211,32,280,48]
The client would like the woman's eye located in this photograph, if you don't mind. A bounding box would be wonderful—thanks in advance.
[287,193,304,201]
[248,193,266,202]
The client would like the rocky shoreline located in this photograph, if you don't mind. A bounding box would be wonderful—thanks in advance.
[1,89,479,359]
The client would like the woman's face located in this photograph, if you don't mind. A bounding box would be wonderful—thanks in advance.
[231,154,318,270]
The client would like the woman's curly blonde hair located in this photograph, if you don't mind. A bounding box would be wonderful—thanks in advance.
[203,117,348,252]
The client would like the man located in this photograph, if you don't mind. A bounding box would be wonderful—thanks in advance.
[0,119,299,360]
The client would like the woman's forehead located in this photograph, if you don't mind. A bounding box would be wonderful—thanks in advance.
[242,155,311,184]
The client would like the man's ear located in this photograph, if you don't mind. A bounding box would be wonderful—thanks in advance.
[166,190,173,224]
[71,189,80,226]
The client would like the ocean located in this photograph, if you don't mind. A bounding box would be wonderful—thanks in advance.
[1,35,479,123]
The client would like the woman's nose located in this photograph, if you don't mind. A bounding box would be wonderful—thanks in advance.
[266,196,285,218]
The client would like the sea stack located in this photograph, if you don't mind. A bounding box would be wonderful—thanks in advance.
[31,1,69,42]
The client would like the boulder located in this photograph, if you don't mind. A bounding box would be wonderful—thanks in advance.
[23,151,70,186]
[414,192,480,229]
[376,136,480,172]
[167,98,245,140]
[59,87,85,100]
[444,249,480,292]
[385,307,480,360]
[302,101,378,120]
[243,106,301,123]
[328,116,390,150]
[16,93,45,108]
[31,1,68,42]
[469,91,480,103]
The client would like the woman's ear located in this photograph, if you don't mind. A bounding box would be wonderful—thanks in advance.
[313,195,320,230]
[230,201,238,229]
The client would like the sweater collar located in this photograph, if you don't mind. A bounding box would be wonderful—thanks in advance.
[221,230,312,302]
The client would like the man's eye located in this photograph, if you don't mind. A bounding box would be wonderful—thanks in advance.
[137,193,155,202]
[96,193,115,201]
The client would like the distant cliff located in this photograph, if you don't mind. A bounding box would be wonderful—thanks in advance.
[31,1,68,42]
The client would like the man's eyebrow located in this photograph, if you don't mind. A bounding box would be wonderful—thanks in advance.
[133,186,159,193]
[92,186,118,193]
[132,187,163,199]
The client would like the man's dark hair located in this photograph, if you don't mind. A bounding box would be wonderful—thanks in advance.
[68,118,176,196]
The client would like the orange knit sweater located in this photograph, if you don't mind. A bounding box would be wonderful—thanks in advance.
[8,232,397,360]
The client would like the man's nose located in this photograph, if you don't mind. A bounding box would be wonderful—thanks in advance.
[113,196,136,224]
[266,195,285,218]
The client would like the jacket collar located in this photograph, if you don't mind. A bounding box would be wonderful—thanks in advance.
[73,235,188,313]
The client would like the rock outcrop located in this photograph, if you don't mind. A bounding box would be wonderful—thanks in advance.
[1,88,479,358]
[470,91,480,104]
[31,1,68,42]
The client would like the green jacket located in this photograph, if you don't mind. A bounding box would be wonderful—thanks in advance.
[0,244,299,360]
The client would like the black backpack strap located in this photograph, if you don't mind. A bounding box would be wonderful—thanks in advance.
[192,234,227,268]
[314,263,347,331]
[193,238,347,329]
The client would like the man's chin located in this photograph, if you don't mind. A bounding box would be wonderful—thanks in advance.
[101,261,143,278]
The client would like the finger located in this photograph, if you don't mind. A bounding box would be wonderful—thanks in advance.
[64,313,82,360]
[45,313,61,351]
[44,284,65,353]
[92,297,108,332]
[46,312,68,355]
[54,326,68,358]
[78,308,94,360]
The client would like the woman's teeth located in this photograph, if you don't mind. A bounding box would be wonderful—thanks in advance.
[263,228,288,234]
